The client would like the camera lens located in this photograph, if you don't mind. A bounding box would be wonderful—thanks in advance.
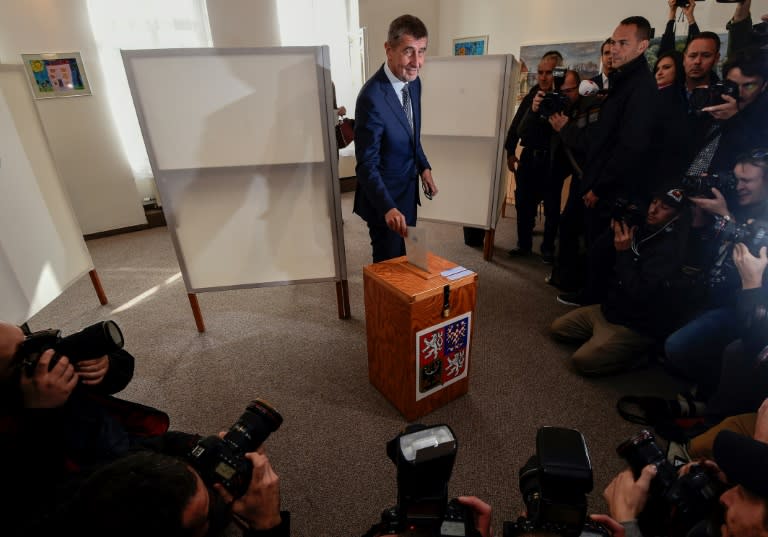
[223,398,283,453]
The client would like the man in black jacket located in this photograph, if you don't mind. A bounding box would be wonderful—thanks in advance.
[504,50,564,260]
[550,189,686,376]
[581,16,659,245]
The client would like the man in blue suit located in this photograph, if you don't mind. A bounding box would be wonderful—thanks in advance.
[353,14,438,262]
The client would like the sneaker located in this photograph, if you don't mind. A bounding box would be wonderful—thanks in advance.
[507,247,531,257]
[666,440,691,468]
[557,292,583,307]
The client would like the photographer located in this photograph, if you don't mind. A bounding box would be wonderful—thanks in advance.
[63,448,289,537]
[659,0,701,56]
[0,320,191,535]
[550,189,686,375]
[603,429,768,537]
[664,149,768,400]
[505,51,566,261]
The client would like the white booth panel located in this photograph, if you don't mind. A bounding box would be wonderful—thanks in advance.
[159,165,336,291]
[128,51,326,170]
[420,55,507,138]
[0,66,92,324]
[418,136,498,228]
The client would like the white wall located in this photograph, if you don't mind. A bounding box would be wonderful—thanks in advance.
[436,0,768,59]
[0,0,147,235]
[206,0,281,47]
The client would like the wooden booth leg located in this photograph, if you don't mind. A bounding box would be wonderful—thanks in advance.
[89,269,109,305]
[187,293,206,333]
[483,229,496,261]
[336,280,351,319]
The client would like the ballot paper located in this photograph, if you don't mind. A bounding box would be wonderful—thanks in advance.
[405,226,428,271]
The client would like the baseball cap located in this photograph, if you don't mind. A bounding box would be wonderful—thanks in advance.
[713,430,768,498]
[653,187,686,210]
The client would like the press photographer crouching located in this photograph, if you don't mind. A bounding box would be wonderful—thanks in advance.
[604,429,768,537]
[664,149,768,404]
[64,400,289,537]
[0,320,195,536]
[363,424,492,537]
[550,189,687,376]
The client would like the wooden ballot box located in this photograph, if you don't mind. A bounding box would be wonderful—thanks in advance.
[363,253,477,420]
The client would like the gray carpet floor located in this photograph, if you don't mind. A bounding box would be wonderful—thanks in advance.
[29,191,683,536]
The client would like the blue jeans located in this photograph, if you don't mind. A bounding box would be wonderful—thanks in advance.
[664,307,740,393]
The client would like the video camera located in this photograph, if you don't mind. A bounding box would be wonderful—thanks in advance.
[617,430,725,537]
[690,80,739,113]
[188,399,283,498]
[16,320,124,376]
[681,171,738,198]
[370,424,479,537]
[539,66,571,118]
[504,427,608,537]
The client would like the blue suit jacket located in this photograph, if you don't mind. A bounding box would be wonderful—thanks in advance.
[353,65,431,226]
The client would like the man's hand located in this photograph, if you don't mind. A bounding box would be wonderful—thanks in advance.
[385,208,408,238]
[682,0,696,23]
[733,243,767,289]
[667,0,678,20]
[457,496,492,537]
[421,168,438,197]
[703,94,739,121]
[507,154,518,173]
[531,90,545,113]
[75,355,110,385]
[754,398,768,443]
[214,449,282,531]
[590,514,625,537]
[678,460,727,485]
[688,188,730,218]
[548,112,569,132]
[603,465,657,522]
[336,105,347,117]
[612,219,636,251]
[583,190,600,208]
[20,350,78,408]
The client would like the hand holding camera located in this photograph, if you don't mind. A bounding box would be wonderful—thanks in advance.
[612,219,636,252]
[214,448,283,531]
[603,465,657,522]
[733,241,768,289]
[20,349,78,408]
[687,187,730,217]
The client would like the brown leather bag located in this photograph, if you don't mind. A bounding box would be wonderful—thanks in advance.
[335,117,355,148]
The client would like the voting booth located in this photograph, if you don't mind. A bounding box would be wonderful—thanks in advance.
[363,253,477,420]
[122,47,349,331]
[418,54,520,260]
[0,65,105,325]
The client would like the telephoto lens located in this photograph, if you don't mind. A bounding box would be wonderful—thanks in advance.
[188,399,283,498]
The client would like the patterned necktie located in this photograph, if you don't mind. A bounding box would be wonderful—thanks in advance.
[401,84,413,133]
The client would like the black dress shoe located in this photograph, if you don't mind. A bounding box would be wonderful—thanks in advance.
[556,292,584,306]
[507,247,532,257]
[540,251,555,264]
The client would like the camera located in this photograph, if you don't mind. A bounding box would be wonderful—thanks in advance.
[610,198,645,228]
[504,427,604,537]
[16,320,124,376]
[371,424,479,537]
[188,399,283,498]
[617,430,725,537]
[690,79,739,112]
[724,219,768,256]
[539,66,570,118]
[681,172,738,198]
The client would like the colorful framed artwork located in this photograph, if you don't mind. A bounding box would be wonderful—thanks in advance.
[21,52,92,99]
[453,36,489,56]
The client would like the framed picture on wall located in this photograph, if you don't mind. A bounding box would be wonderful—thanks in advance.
[21,52,92,99]
[453,36,488,56]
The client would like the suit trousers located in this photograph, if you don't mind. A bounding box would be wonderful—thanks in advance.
[367,221,406,263]
[514,148,564,253]
[551,304,654,375]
